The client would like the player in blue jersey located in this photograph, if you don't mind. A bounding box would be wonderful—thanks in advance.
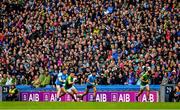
[80,71,97,101]
[55,69,68,101]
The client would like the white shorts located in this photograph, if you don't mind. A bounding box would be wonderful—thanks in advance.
[56,85,61,91]
[140,84,149,90]
[56,84,65,90]
[66,86,76,93]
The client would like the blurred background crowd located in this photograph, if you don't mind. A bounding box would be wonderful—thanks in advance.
[0,0,179,87]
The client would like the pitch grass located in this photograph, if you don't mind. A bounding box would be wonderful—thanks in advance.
[0,102,180,110]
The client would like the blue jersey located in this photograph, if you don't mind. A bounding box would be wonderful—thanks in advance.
[176,92,180,95]
[87,74,96,86]
[55,72,68,85]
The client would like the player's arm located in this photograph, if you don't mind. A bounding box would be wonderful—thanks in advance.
[58,74,65,82]
[86,78,92,84]
[58,77,64,82]
[61,77,66,83]
[140,75,148,83]
[73,76,78,82]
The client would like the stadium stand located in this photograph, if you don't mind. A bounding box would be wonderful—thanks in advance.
[0,0,179,87]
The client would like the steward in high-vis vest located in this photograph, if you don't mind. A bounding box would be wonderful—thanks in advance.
[6,85,18,101]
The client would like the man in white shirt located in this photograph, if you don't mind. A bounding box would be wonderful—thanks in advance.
[6,75,12,86]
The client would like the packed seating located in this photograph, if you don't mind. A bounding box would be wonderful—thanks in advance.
[0,0,179,87]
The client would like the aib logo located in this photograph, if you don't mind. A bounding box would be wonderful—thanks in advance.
[22,93,28,101]
[43,93,50,101]
[111,93,118,102]
[89,94,94,101]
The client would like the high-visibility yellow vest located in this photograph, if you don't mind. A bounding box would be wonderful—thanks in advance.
[9,88,17,94]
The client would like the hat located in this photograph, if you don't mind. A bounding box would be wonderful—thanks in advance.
[147,67,151,71]
[17,75,21,78]
[172,70,176,73]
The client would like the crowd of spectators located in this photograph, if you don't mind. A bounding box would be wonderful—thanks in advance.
[0,0,179,87]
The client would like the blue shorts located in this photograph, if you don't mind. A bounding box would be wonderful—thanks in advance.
[87,85,95,89]
[176,92,180,95]
[56,84,65,91]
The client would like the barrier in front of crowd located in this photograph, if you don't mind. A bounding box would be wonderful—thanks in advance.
[2,85,167,102]
[0,84,177,102]
[19,91,158,102]
[17,85,160,102]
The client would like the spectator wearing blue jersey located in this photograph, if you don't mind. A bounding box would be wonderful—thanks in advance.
[80,71,97,101]
[55,69,68,101]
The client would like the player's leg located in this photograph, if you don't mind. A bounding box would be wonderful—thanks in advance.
[136,85,145,102]
[81,86,90,98]
[56,85,61,101]
[72,86,78,100]
[67,86,77,102]
[136,90,143,102]
[93,86,97,101]
[146,84,150,102]
[72,88,78,95]
[78,88,89,101]
[72,86,79,101]
[69,93,77,102]
[59,87,67,98]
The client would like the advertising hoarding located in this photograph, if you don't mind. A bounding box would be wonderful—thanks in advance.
[20,91,159,102]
